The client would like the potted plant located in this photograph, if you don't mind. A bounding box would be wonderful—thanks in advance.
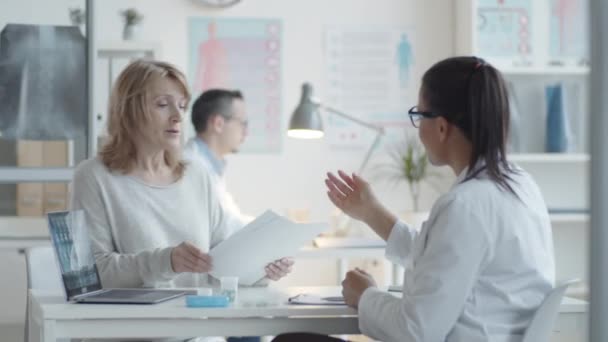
[375,133,440,213]
[68,8,86,36]
[120,8,143,41]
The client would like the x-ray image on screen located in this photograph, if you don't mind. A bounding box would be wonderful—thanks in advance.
[48,211,98,291]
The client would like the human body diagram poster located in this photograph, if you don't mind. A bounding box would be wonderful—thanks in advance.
[189,18,282,153]
[324,27,415,149]
[549,0,589,63]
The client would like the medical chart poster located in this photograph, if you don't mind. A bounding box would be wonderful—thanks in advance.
[189,18,282,153]
[477,0,533,60]
[549,0,589,63]
[324,27,415,149]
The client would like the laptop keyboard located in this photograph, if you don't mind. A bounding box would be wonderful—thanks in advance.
[90,289,158,299]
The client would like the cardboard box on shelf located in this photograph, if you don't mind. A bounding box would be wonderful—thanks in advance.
[16,183,44,216]
[42,140,71,214]
[16,140,43,167]
[43,183,68,213]
[16,141,44,216]
[43,140,71,167]
[15,140,72,216]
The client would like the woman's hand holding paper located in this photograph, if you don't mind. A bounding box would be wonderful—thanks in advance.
[264,257,295,281]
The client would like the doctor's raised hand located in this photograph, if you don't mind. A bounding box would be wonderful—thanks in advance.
[325,170,397,241]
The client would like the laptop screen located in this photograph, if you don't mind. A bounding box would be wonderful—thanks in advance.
[47,210,102,300]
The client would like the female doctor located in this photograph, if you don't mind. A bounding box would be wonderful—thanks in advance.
[277,56,555,342]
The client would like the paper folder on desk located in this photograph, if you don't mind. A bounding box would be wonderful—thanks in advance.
[288,294,346,305]
[209,210,329,285]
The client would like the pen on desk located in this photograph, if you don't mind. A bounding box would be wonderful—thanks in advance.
[388,285,403,292]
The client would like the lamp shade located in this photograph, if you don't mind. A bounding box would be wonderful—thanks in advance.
[287,83,324,139]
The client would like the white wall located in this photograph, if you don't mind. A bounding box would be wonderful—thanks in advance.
[91,0,455,222]
[0,2,454,339]
[0,0,589,332]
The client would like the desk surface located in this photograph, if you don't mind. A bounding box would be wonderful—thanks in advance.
[31,286,587,319]
[31,286,357,320]
[29,287,360,341]
[28,286,589,341]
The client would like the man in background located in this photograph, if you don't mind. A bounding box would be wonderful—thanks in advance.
[186,89,260,342]
[185,89,252,225]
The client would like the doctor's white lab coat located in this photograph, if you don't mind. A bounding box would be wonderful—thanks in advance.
[358,166,555,342]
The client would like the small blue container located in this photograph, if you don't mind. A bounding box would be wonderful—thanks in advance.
[185,295,230,308]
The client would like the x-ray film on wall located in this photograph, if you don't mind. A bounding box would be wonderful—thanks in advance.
[0,24,87,140]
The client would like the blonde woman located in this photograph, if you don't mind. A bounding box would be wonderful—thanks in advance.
[70,60,292,289]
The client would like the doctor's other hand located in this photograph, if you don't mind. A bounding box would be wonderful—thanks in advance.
[341,267,377,308]
[325,170,381,223]
[264,257,294,281]
[171,241,213,273]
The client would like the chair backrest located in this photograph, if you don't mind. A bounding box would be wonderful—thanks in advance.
[24,246,64,342]
[522,279,580,342]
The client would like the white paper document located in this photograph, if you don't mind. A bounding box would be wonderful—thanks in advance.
[209,210,329,285]
[288,294,346,305]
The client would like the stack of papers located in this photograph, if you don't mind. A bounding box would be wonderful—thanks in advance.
[209,210,329,285]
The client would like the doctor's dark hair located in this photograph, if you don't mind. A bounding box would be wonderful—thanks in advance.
[421,56,517,195]
[191,89,244,133]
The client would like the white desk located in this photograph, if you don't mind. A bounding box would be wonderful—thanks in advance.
[298,244,397,284]
[29,286,358,342]
[29,286,588,342]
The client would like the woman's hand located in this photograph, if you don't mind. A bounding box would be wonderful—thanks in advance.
[325,170,381,223]
[341,267,377,308]
[264,257,294,281]
[170,241,213,273]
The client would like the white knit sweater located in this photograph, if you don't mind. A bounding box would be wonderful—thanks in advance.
[70,157,240,289]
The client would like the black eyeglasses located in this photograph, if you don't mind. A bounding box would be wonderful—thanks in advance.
[408,106,440,128]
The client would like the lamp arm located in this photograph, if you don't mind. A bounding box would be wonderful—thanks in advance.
[357,130,384,174]
[314,103,386,234]
[317,103,385,174]
[320,104,385,134]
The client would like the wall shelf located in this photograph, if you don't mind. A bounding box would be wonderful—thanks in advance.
[550,213,589,225]
[97,41,161,59]
[509,153,590,163]
[500,66,590,76]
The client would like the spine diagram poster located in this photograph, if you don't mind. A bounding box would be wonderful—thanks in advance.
[189,18,282,153]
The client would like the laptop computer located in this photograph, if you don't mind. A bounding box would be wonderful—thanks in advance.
[47,210,186,304]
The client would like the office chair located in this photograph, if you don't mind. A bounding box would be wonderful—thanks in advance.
[522,278,580,342]
[23,246,65,342]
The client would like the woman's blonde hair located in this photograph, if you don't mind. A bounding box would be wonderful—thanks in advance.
[99,59,190,178]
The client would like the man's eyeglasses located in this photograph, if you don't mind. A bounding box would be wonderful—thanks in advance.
[225,116,249,129]
[408,106,440,128]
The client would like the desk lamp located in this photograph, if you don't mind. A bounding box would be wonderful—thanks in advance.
[288,83,385,174]
[288,83,385,233]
